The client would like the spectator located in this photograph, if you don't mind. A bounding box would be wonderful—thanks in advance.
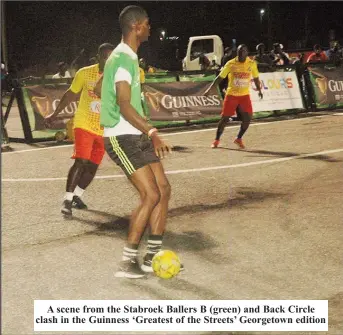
[89,57,97,65]
[280,44,290,61]
[325,40,337,58]
[52,62,71,79]
[190,46,211,71]
[139,58,156,73]
[306,44,328,63]
[254,43,273,66]
[69,49,85,77]
[327,41,342,66]
[270,43,290,65]
[221,47,233,67]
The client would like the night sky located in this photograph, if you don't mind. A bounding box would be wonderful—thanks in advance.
[3,1,343,74]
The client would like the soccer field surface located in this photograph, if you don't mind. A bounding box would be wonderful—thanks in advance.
[2,113,343,335]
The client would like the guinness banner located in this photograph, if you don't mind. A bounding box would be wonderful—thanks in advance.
[142,82,223,121]
[308,66,343,107]
[24,84,78,130]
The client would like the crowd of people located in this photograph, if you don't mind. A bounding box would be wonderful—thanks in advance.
[193,39,342,76]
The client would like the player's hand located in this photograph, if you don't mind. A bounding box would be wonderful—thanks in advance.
[258,91,263,100]
[151,133,172,159]
[44,114,56,128]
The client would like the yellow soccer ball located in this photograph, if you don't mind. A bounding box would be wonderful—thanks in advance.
[152,250,181,279]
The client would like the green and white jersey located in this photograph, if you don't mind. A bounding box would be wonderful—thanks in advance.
[100,42,144,136]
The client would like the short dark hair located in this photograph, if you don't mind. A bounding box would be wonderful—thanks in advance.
[237,44,248,52]
[256,43,265,51]
[98,43,114,55]
[58,62,66,69]
[313,44,321,50]
[119,5,148,36]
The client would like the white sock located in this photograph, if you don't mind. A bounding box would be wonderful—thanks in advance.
[74,186,85,198]
[64,192,74,201]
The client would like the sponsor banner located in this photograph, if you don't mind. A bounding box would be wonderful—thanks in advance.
[308,66,343,106]
[24,84,78,130]
[142,82,223,120]
[250,71,304,112]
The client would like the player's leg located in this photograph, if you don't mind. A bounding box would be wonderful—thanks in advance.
[140,162,170,271]
[61,128,93,216]
[212,95,237,148]
[72,162,97,209]
[73,134,105,209]
[116,165,161,278]
[234,95,253,149]
[104,135,161,278]
[62,159,88,215]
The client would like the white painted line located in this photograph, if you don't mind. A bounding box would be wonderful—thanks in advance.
[3,114,336,154]
[2,144,73,154]
[3,148,343,182]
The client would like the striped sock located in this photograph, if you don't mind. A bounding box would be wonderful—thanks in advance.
[146,235,163,256]
[122,243,139,261]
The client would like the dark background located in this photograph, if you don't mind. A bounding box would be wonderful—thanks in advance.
[3,1,343,74]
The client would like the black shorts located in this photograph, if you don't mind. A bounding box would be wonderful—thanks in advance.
[104,134,160,177]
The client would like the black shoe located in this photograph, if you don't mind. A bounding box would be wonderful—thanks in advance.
[141,253,184,273]
[115,258,146,279]
[61,200,72,216]
[72,195,87,209]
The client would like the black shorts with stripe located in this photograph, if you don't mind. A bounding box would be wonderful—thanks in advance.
[104,134,160,177]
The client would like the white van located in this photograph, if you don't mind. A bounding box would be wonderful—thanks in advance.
[182,35,224,71]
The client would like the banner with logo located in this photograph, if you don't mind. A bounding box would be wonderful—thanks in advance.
[249,71,304,112]
[142,82,222,120]
[24,84,78,130]
[307,66,343,107]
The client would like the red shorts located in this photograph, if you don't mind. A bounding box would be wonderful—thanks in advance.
[72,128,105,165]
[221,94,253,117]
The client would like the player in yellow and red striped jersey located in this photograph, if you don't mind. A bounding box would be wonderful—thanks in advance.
[45,43,114,217]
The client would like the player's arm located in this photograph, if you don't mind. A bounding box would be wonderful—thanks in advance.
[44,90,79,127]
[94,75,103,98]
[116,81,171,158]
[45,69,83,127]
[252,62,263,99]
[253,77,263,99]
[204,61,230,95]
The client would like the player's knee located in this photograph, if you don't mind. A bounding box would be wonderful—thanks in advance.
[87,161,99,172]
[144,187,161,207]
[159,180,171,200]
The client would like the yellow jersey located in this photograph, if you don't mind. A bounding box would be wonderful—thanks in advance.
[139,67,145,83]
[70,64,103,136]
[219,57,259,96]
